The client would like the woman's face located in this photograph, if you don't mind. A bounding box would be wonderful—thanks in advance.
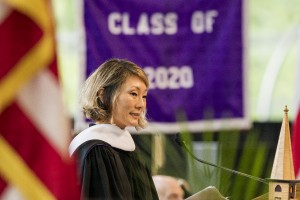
[111,76,148,129]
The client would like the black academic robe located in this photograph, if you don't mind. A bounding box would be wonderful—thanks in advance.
[74,140,159,200]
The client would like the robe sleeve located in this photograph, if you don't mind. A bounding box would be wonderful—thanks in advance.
[77,140,133,200]
[122,151,159,200]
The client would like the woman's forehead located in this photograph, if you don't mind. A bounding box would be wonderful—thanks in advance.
[122,76,148,90]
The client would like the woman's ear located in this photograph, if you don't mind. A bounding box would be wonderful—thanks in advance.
[97,88,107,110]
[97,88,105,102]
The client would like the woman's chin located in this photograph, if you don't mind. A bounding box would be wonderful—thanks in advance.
[128,120,139,127]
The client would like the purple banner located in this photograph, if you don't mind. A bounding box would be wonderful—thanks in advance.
[82,0,250,132]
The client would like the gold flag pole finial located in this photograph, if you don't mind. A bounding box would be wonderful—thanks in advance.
[284,105,289,114]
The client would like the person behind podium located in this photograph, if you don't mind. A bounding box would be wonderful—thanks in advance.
[153,175,185,200]
[69,58,159,199]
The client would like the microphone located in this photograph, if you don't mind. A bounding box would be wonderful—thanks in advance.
[174,134,267,184]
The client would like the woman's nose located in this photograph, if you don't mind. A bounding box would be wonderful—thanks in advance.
[136,96,146,109]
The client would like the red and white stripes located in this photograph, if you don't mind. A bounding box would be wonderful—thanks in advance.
[0,1,79,199]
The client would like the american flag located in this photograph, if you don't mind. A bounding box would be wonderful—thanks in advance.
[292,108,300,179]
[0,0,80,199]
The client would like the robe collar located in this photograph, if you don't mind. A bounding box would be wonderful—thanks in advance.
[69,124,135,156]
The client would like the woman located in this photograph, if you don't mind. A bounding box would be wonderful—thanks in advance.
[69,58,159,199]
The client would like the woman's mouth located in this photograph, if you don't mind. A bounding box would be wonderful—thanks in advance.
[130,113,140,119]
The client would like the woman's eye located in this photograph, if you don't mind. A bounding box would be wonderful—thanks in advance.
[143,95,147,99]
[130,92,137,96]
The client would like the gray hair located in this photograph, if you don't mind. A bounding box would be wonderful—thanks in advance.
[79,58,149,129]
